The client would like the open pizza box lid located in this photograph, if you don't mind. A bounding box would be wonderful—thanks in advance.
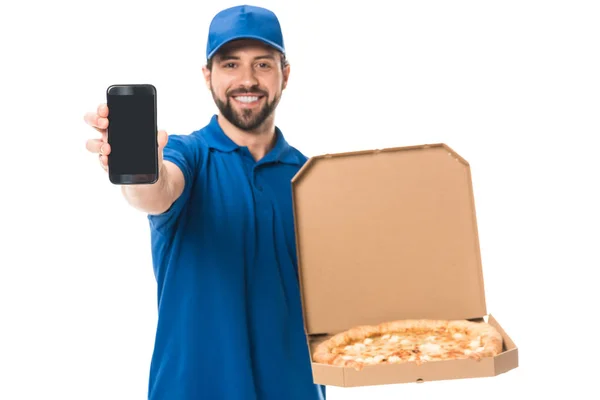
[291,143,518,386]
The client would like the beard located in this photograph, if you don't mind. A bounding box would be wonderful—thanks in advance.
[211,84,281,132]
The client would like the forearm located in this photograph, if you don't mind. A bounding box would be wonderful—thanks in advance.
[121,163,174,214]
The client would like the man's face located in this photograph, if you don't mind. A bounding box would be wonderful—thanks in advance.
[203,40,290,132]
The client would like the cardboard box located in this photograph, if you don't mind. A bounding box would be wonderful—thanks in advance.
[291,143,518,387]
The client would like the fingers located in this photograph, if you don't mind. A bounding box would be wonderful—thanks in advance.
[83,111,109,137]
[97,103,109,118]
[83,111,106,129]
[96,103,109,131]
[99,154,108,171]
[84,102,167,176]
[86,139,111,155]
[84,104,111,173]
[97,116,108,130]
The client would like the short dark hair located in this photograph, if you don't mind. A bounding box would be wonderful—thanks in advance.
[206,51,288,71]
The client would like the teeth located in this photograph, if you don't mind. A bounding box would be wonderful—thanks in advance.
[235,96,259,103]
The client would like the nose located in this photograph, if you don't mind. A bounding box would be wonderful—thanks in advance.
[239,65,259,87]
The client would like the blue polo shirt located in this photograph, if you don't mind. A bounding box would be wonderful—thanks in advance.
[145,115,325,400]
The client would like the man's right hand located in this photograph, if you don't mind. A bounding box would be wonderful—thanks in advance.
[83,102,184,214]
[83,103,169,173]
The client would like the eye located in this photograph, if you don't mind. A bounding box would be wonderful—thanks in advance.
[257,62,271,69]
[223,62,236,68]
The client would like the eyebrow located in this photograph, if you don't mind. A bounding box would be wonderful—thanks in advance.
[218,55,240,61]
[217,54,277,62]
[254,54,276,61]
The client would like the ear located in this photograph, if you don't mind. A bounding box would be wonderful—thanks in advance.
[202,65,211,90]
[282,63,290,90]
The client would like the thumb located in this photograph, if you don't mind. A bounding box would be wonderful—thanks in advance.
[157,129,168,160]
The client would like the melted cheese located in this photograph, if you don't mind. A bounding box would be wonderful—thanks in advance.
[353,343,366,351]
[419,342,442,355]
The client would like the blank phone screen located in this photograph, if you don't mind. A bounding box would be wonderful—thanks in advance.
[107,94,156,175]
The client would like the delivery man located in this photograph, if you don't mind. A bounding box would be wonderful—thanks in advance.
[83,5,326,400]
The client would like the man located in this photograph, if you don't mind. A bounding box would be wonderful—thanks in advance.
[83,5,326,400]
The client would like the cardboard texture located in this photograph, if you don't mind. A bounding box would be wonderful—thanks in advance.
[291,143,518,387]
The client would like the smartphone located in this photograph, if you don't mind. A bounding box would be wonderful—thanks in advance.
[106,84,158,184]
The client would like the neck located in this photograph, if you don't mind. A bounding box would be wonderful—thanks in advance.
[217,113,277,161]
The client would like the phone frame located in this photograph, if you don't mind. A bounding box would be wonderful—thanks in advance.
[106,84,158,185]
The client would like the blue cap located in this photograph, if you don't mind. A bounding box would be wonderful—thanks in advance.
[206,5,285,60]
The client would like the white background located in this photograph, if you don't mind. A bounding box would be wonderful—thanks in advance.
[1,0,599,399]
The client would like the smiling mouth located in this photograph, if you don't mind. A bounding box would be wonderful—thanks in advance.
[236,95,259,102]
[232,95,263,104]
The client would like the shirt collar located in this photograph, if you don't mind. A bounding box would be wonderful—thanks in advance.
[203,114,303,165]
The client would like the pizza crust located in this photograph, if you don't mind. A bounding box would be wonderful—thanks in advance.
[312,319,503,371]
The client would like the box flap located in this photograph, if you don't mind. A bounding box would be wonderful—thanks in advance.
[291,144,487,335]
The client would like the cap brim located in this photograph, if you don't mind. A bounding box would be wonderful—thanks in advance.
[207,35,285,60]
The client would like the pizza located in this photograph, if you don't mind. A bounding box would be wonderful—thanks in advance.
[312,319,503,371]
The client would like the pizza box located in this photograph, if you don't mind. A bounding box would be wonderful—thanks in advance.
[290,143,518,387]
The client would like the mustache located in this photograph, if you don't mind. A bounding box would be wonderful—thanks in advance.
[227,86,268,97]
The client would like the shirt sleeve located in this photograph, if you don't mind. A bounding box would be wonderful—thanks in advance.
[147,133,201,233]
